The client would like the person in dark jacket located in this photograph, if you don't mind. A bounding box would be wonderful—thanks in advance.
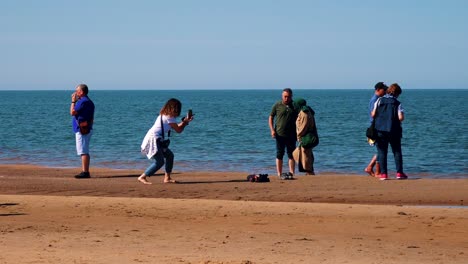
[365,82,387,177]
[371,83,408,180]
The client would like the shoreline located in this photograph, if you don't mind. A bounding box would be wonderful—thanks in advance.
[1,164,467,206]
[1,162,466,179]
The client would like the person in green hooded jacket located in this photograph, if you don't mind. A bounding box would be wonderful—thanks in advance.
[293,98,319,175]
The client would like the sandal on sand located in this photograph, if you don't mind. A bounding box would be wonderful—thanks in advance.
[138,176,152,185]
[163,179,178,184]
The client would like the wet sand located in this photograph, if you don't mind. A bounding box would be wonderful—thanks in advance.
[1,165,467,263]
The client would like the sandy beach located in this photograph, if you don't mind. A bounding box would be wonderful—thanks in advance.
[1,165,467,263]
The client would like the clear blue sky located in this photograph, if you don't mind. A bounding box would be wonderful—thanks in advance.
[1,0,467,90]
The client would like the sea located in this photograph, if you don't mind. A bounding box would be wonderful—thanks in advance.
[0,89,467,179]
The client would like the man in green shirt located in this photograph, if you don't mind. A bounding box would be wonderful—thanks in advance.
[268,88,298,178]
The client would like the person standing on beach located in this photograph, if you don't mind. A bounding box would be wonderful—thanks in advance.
[365,82,387,177]
[293,98,318,175]
[70,84,95,179]
[138,98,193,185]
[371,83,407,180]
[269,88,298,179]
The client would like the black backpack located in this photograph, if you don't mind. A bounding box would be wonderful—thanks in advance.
[247,174,270,182]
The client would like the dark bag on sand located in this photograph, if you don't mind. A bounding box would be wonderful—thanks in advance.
[301,131,319,149]
[247,174,270,182]
[78,120,91,135]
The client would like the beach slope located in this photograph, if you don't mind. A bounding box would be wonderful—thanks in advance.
[1,165,467,263]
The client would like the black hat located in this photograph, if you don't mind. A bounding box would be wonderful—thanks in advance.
[374,82,388,90]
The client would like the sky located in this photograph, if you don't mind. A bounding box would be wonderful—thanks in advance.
[1,0,467,90]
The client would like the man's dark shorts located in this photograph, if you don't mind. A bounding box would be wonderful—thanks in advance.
[275,135,296,160]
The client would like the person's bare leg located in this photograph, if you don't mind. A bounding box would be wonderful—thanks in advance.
[375,162,381,176]
[288,158,295,175]
[138,173,152,184]
[276,159,283,176]
[81,154,90,172]
[163,172,177,183]
[365,154,377,176]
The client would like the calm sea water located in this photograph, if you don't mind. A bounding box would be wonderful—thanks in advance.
[0,89,467,178]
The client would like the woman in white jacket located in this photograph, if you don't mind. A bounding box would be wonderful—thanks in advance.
[138,98,193,184]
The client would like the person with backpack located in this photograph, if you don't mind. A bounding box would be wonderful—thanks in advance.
[371,83,408,180]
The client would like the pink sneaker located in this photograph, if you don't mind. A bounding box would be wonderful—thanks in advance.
[379,173,388,181]
[396,173,408,180]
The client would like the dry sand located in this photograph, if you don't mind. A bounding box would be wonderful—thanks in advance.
[1,165,467,264]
